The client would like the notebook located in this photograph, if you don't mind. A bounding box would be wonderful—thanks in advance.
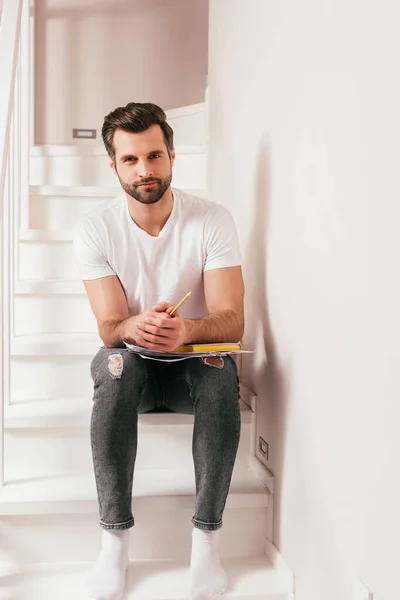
[124,342,252,362]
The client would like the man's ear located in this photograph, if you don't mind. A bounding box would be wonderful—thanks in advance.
[110,160,116,173]
[170,150,176,167]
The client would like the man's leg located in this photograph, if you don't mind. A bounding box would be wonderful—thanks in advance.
[86,348,157,600]
[189,356,241,531]
[163,355,241,599]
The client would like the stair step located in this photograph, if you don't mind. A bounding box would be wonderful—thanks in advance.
[20,229,73,241]
[12,332,102,355]
[15,279,85,294]
[0,556,291,600]
[30,184,206,198]
[0,467,269,515]
[28,186,207,229]
[30,146,206,188]
[14,294,96,335]
[12,332,248,358]
[4,399,253,475]
[30,144,208,156]
[5,397,253,428]
[30,185,120,197]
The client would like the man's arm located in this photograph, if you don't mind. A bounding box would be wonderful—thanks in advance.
[83,275,140,348]
[133,266,245,350]
[183,266,245,343]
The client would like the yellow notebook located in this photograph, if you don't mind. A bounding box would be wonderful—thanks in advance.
[173,343,242,353]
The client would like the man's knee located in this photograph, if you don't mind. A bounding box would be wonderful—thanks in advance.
[202,356,224,369]
[193,355,239,393]
[90,348,146,384]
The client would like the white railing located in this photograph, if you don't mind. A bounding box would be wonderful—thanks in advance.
[0,0,31,488]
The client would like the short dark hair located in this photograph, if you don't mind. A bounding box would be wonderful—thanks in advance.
[102,102,174,161]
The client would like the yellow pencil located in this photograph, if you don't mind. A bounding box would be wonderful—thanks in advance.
[169,291,192,316]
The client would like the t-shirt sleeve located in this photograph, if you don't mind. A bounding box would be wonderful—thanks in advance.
[203,204,242,272]
[72,218,116,280]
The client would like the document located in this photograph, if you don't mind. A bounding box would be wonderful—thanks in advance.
[124,342,253,362]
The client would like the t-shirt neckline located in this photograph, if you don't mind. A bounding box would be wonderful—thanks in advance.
[124,188,178,240]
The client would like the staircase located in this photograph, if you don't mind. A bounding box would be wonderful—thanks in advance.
[0,2,294,598]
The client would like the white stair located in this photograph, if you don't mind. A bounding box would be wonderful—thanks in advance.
[20,181,207,279]
[0,468,268,515]
[4,400,253,475]
[4,395,253,429]
[15,279,84,294]
[0,556,290,600]
[11,332,102,355]
[29,145,207,188]
[0,467,271,563]
[29,184,206,230]
[1,105,292,598]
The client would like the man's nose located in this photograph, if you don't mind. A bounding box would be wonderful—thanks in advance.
[137,159,154,178]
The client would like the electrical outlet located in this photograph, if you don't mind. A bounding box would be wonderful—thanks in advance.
[355,578,373,600]
[73,128,97,139]
[259,436,269,459]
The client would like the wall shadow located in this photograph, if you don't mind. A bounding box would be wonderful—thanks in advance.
[242,136,291,546]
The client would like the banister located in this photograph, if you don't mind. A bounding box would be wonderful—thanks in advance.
[0,0,24,488]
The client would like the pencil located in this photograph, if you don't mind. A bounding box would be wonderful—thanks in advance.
[170,291,192,316]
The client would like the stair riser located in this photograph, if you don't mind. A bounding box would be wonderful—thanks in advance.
[29,153,206,188]
[11,356,245,401]
[29,188,207,230]
[0,508,268,563]
[11,357,94,400]
[19,241,79,279]
[168,109,206,146]
[4,423,252,475]
[15,295,97,335]
[30,194,113,230]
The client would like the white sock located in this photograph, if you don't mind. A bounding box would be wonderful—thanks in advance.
[86,529,130,600]
[188,528,228,600]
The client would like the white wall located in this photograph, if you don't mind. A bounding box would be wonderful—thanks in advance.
[209,2,400,600]
[34,0,208,145]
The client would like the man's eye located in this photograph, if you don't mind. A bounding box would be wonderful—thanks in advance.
[150,154,161,159]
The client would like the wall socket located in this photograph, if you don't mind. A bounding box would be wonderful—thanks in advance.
[73,128,97,139]
[259,436,269,460]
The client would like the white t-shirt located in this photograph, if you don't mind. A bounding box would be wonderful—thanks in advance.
[73,188,241,319]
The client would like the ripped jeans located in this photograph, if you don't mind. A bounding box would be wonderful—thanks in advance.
[90,348,241,531]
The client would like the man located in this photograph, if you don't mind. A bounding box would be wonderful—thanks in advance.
[73,102,245,600]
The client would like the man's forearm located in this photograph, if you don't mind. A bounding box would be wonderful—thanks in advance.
[100,315,140,348]
[183,309,244,344]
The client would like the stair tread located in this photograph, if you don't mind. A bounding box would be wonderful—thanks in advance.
[15,279,85,294]
[5,396,252,427]
[13,332,96,341]
[0,467,269,514]
[0,556,290,599]
[11,333,249,358]
[30,185,121,196]
[30,184,207,197]
[30,143,207,156]
[12,332,102,354]
[20,229,74,241]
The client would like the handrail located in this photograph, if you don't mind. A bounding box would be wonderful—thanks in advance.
[0,0,24,488]
[0,1,22,188]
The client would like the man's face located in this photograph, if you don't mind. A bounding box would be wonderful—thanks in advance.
[111,124,175,205]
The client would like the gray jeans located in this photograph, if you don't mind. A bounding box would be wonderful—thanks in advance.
[90,348,241,531]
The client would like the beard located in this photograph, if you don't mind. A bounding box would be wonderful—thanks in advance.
[116,169,172,205]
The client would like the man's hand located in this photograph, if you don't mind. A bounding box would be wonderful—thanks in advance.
[133,302,188,351]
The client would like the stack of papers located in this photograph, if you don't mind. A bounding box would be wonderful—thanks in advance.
[124,342,253,362]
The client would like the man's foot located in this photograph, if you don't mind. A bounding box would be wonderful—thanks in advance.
[188,528,228,600]
[86,529,130,600]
